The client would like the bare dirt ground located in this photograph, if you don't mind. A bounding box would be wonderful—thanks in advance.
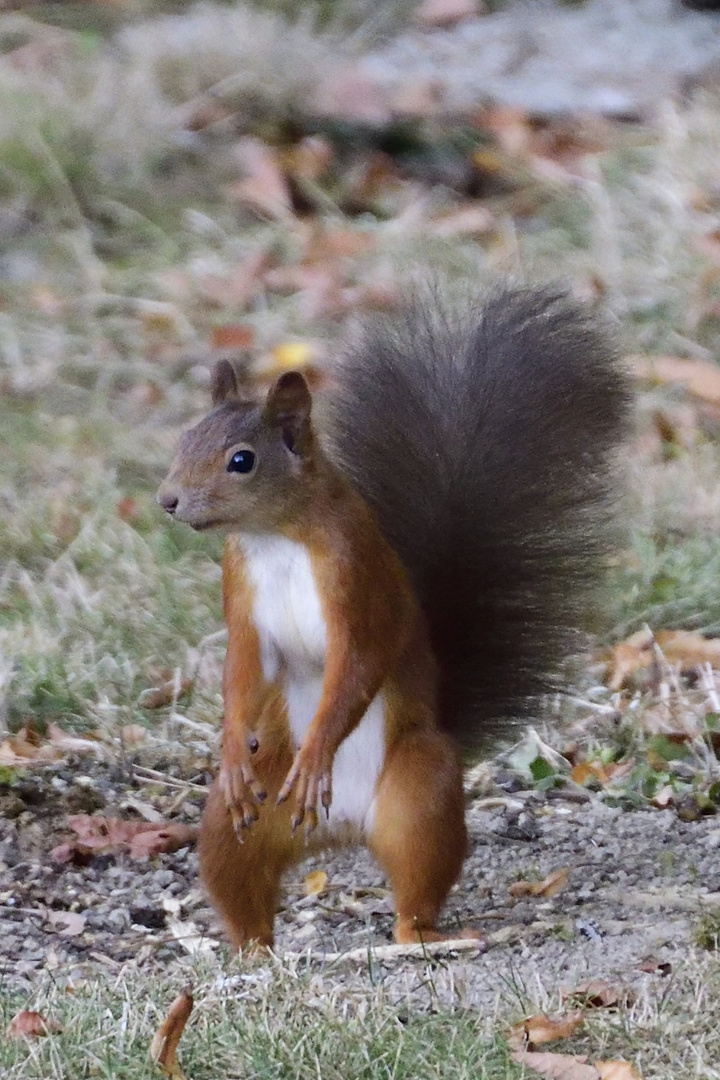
[3,751,719,1013]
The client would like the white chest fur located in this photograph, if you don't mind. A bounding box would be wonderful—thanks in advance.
[239,533,386,833]
[239,534,327,681]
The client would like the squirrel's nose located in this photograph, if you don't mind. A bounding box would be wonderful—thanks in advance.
[158,490,179,515]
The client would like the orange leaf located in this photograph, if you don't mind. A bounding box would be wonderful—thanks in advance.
[571,762,609,786]
[8,1010,61,1038]
[210,324,255,352]
[138,678,194,709]
[509,1011,584,1050]
[150,988,194,1078]
[509,869,570,899]
[596,1063,644,1080]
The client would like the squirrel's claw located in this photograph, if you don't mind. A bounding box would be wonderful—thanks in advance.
[278,744,333,836]
[219,760,267,840]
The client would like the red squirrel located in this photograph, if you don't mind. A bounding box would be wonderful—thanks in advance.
[157,284,630,949]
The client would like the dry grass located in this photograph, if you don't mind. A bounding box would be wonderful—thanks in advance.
[2,948,720,1078]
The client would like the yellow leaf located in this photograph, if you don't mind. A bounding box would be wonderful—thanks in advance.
[272,342,315,371]
[304,870,328,896]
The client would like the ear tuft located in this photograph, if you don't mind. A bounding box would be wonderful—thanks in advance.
[265,371,312,455]
[210,360,240,405]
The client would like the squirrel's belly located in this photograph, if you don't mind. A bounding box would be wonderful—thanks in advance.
[285,676,386,834]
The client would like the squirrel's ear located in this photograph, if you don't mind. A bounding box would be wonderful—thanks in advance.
[265,371,312,456]
[210,360,240,405]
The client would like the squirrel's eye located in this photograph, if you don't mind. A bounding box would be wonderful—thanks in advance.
[227,449,256,474]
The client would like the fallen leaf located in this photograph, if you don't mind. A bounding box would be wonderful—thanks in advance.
[656,629,720,669]
[0,727,60,766]
[229,138,294,222]
[596,1063,644,1080]
[47,910,87,937]
[284,136,334,183]
[51,815,197,864]
[651,784,676,809]
[510,1050,599,1079]
[509,868,570,899]
[606,628,654,691]
[313,66,392,125]
[210,324,256,352]
[415,0,482,28]
[166,917,217,956]
[428,205,495,238]
[150,988,194,1078]
[138,678,194,709]
[47,723,104,757]
[304,870,328,896]
[7,1010,61,1038]
[637,956,672,976]
[509,1011,584,1050]
[563,981,636,1009]
[121,724,149,747]
[271,342,315,372]
[632,354,720,409]
[570,761,610,786]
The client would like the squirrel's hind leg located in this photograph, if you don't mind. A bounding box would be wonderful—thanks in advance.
[199,776,298,950]
[369,732,475,945]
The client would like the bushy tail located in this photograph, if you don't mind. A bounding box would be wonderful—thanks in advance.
[326,284,631,748]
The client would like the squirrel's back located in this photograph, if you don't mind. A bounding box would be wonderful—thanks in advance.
[324,284,631,747]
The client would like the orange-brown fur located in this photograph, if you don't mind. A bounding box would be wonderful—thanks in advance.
[159,365,471,949]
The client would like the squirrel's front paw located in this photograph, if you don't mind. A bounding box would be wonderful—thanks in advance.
[218,759,267,840]
[276,741,333,835]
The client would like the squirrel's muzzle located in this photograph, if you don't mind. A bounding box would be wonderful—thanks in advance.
[157,487,179,516]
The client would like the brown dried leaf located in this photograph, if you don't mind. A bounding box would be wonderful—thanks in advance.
[229,138,294,222]
[210,324,255,352]
[651,784,676,809]
[51,815,197,863]
[8,1010,61,1038]
[121,724,149,747]
[150,988,194,1078]
[509,869,570,899]
[655,628,720,670]
[428,205,495,238]
[509,1011,585,1050]
[0,724,70,767]
[570,761,609,786]
[533,868,571,898]
[564,981,636,1009]
[606,628,654,691]
[138,678,194,709]
[637,956,672,976]
[596,1063,644,1080]
[284,136,334,183]
[510,1050,599,1079]
[632,354,720,409]
[415,0,482,28]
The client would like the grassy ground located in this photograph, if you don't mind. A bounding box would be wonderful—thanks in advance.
[2,950,720,1078]
[3,3,720,1078]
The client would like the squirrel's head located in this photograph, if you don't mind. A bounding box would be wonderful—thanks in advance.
[157,360,317,533]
